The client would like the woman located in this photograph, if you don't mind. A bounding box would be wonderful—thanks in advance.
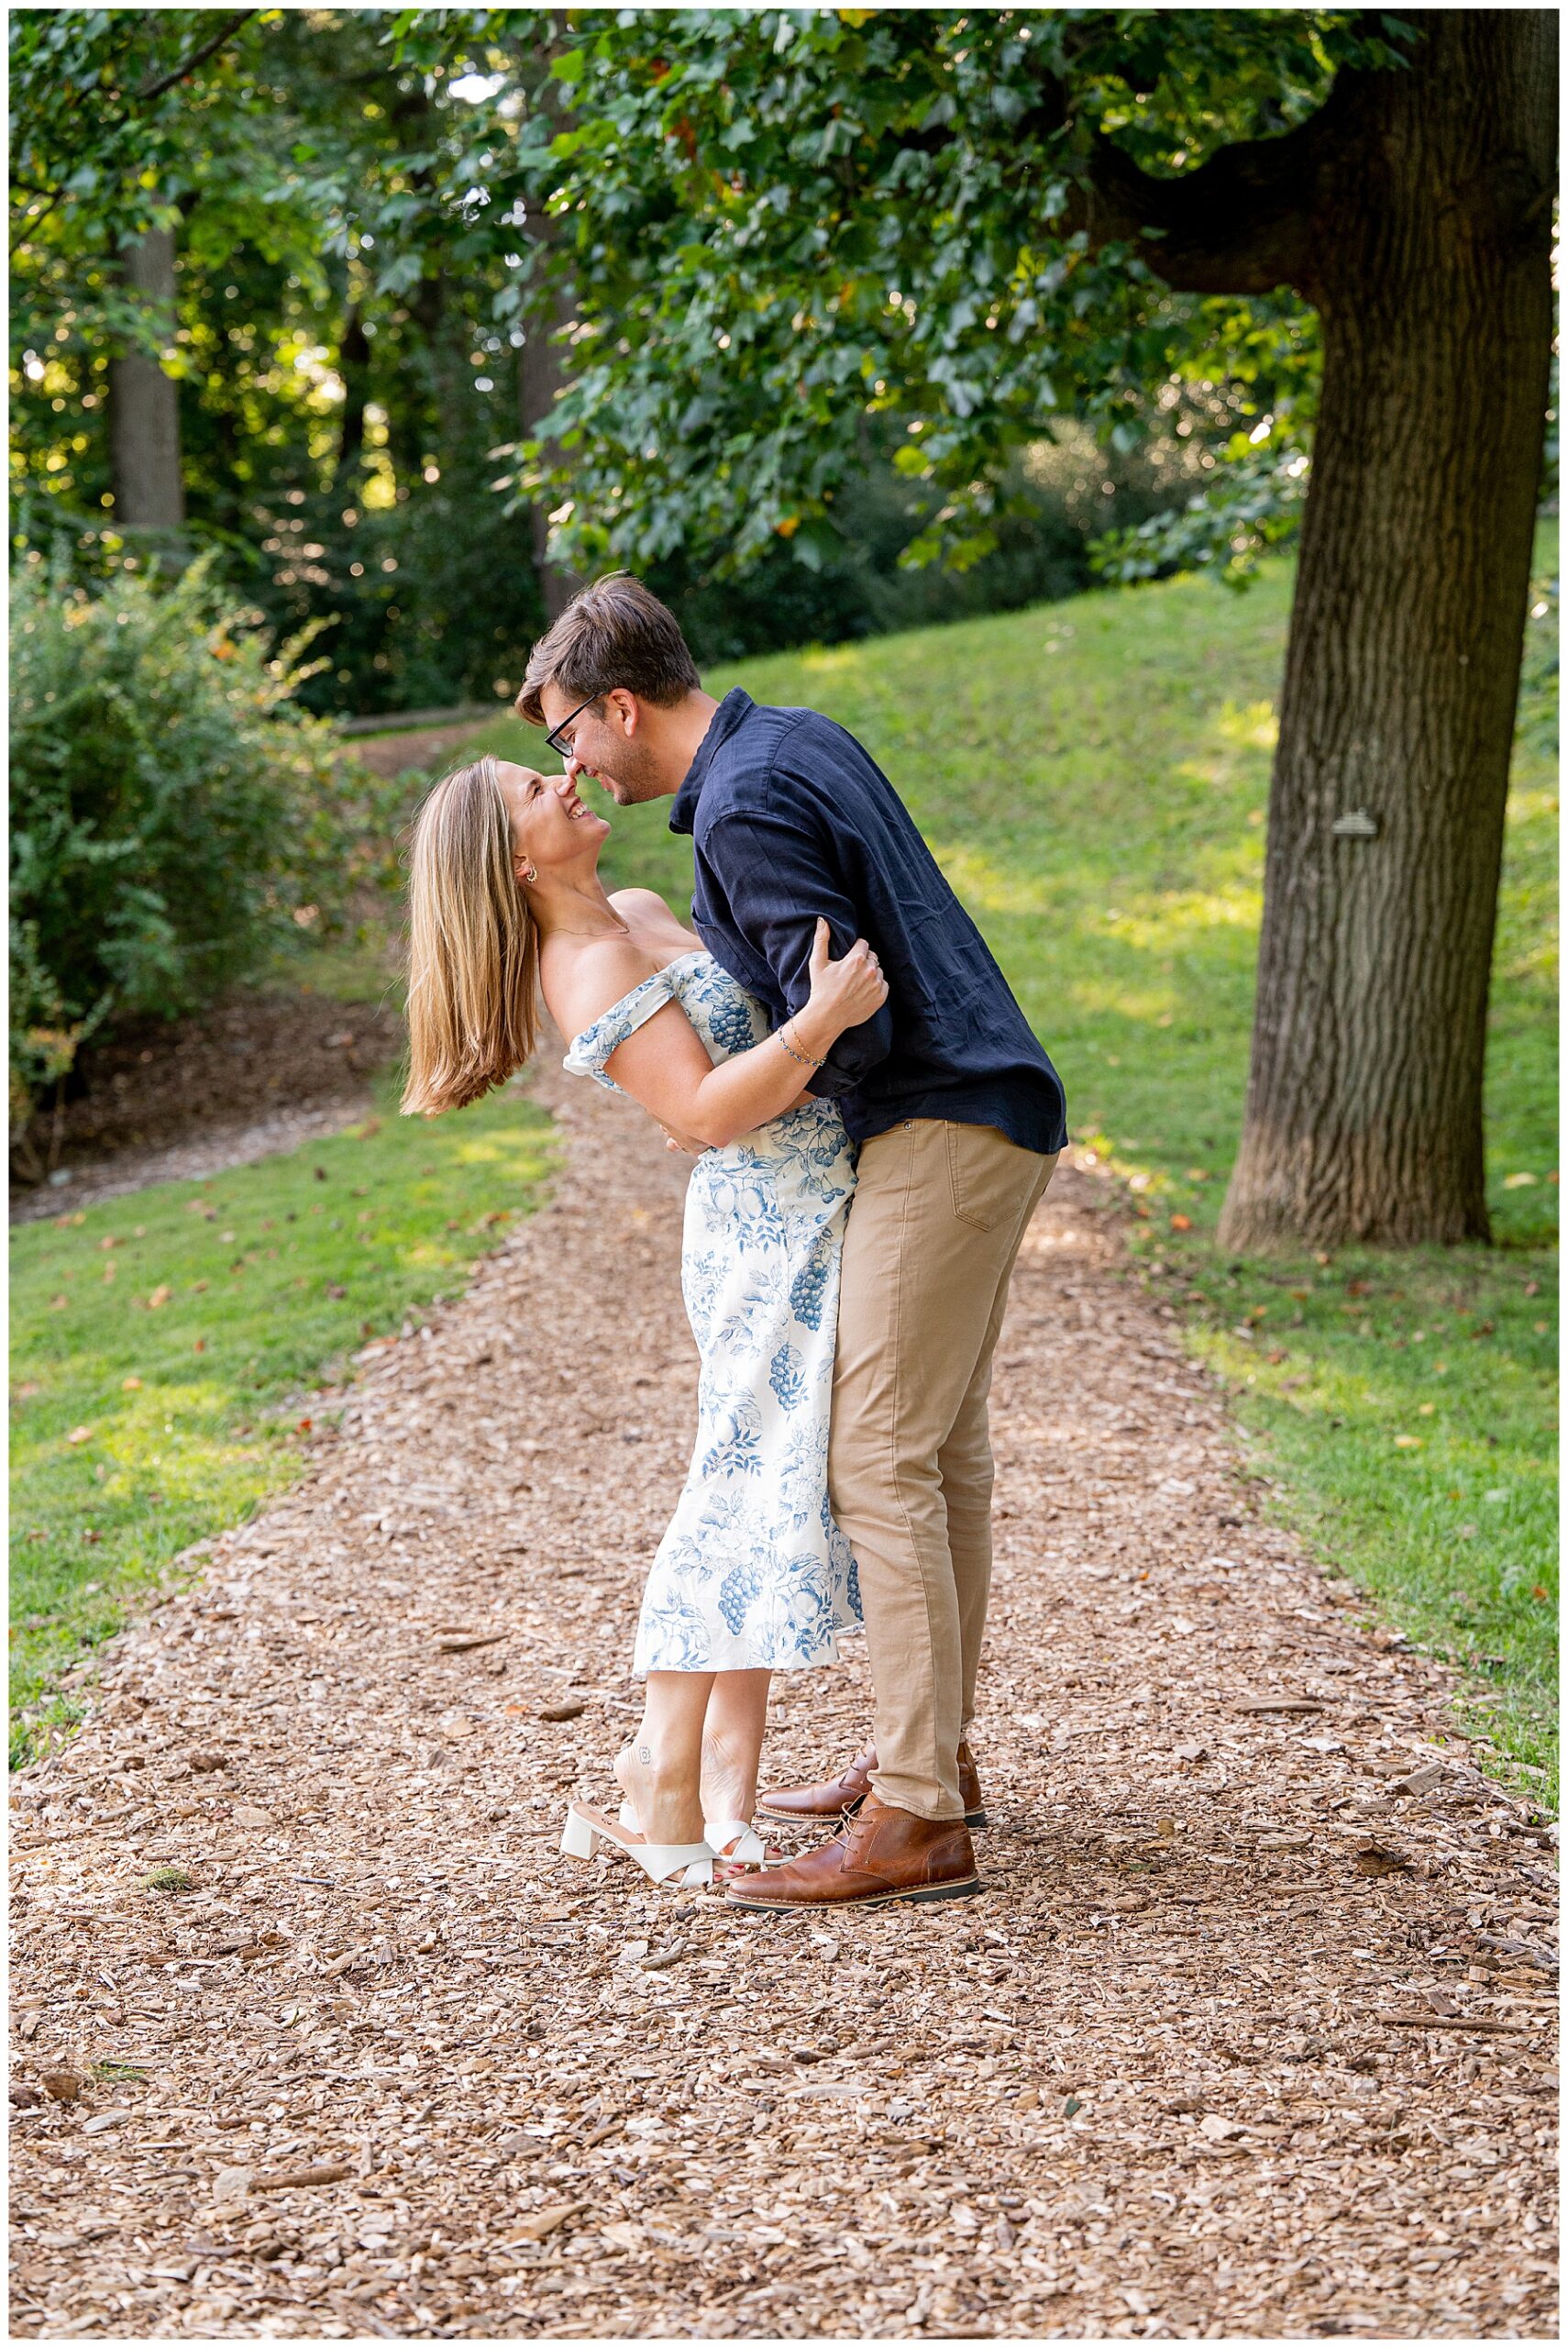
[403,758,886,1888]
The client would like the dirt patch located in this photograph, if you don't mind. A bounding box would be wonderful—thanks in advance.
[8,1097,381,1226]
[351,720,493,782]
[10,984,404,1219]
[8,1063,1558,2339]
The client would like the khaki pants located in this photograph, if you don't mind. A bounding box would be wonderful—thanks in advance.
[828,1120,1058,1821]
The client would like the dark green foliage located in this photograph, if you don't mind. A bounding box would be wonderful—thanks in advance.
[9,9,554,718]
[477,9,1384,578]
[207,424,549,722]
[653,430,1187,666]
[8,555,372,1128]
[8,8,1351,714]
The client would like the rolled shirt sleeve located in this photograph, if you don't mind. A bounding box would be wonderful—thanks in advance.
[701,812,893,1095]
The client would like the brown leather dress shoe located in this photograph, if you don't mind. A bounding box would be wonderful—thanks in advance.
[725,1794,982,1911]
[756,1741,987,1829]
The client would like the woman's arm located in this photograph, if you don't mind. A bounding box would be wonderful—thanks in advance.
[552,922,887,1149]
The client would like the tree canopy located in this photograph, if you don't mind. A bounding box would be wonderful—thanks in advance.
[445,7,1407,580]
[9,6,1554,1248]
[10,9,560,711]
[9,6,1362,721]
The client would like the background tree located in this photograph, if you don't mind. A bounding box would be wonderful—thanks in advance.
[483,6,1555,1251]
[9,7,558,714]
[107,226,186,542]
[11,6,1231,709]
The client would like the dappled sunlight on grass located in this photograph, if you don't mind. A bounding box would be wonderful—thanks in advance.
[447,1127,546,1167]
[1104,882,1264,953]
[1061,976,1178,1024]
[1214,697,1280,752]
[922,843,1057,917]
[1507,786,1559,824]
[800,643,867,675]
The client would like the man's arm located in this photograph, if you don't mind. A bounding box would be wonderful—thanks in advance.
[548,925,886,1148]
[702,811,893,1095]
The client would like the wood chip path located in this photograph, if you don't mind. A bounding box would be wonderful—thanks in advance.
[11,1061,1559,2340]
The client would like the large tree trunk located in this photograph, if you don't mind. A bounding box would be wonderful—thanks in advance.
[335,304,370,482]
[518,287,580,625]
[514,13,580,626]
[1216,12,1556,1248]
[1070,10,1556,1249]
[108,226,186,539]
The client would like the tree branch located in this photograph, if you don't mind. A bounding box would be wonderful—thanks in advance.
[135,10,257,105]
[1040,67,1369,300]
[14,7,260,238]
[10,188,63,250]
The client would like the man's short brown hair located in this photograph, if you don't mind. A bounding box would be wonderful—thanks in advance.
[514,572,701,726]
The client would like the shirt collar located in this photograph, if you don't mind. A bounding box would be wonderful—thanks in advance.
[668,689,754,835]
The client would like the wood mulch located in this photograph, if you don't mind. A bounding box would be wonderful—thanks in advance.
[9,1058,1559,2339]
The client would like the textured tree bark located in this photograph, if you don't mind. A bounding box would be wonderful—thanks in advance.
[1216,10,1556,1247]
[1063,11,1556,1247]
[518,285,580,626]
[108,226,186,538]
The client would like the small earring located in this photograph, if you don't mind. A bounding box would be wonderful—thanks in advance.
[520,863,536,885]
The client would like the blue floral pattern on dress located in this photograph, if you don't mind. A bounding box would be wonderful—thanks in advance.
[563,949,861,1671]
[768,1343,807,1413]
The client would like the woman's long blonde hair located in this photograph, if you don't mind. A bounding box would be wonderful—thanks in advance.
[402,757,539,1115]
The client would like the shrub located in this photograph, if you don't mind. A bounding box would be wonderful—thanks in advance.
[8,554,388,1151]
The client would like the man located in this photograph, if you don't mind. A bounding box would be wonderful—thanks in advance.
[517,573,1066,1910]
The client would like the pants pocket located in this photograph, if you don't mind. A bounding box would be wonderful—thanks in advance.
[945,1122,999,1231]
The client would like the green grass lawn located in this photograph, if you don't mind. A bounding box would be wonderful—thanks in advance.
[453,547,1557,1800]
[10,1071,555,1766]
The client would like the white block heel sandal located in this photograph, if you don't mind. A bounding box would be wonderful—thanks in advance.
[560,1801,715,1889]
[703,1817,776,1868]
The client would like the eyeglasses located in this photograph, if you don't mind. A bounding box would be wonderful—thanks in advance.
[544,693,600,760]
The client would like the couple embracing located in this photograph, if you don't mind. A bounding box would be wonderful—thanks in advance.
[403,576,1066,1912]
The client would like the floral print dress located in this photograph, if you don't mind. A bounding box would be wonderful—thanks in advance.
[564,949,862,1672]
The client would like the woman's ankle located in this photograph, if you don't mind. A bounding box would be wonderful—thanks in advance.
[618,1742,704,1839]
[623,1745,694,1796]
[700,1740,756,1823]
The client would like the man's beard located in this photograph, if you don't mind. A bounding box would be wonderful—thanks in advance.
[596,737,668,803]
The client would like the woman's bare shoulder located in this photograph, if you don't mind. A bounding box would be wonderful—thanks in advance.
[541,933,669,1041]
[608,886,674,913]
[610,886,697,942]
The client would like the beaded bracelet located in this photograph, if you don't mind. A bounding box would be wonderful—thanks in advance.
[778,1021,825,1071]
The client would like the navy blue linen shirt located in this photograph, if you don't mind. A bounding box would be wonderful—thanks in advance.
[668,689,1066,1155]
